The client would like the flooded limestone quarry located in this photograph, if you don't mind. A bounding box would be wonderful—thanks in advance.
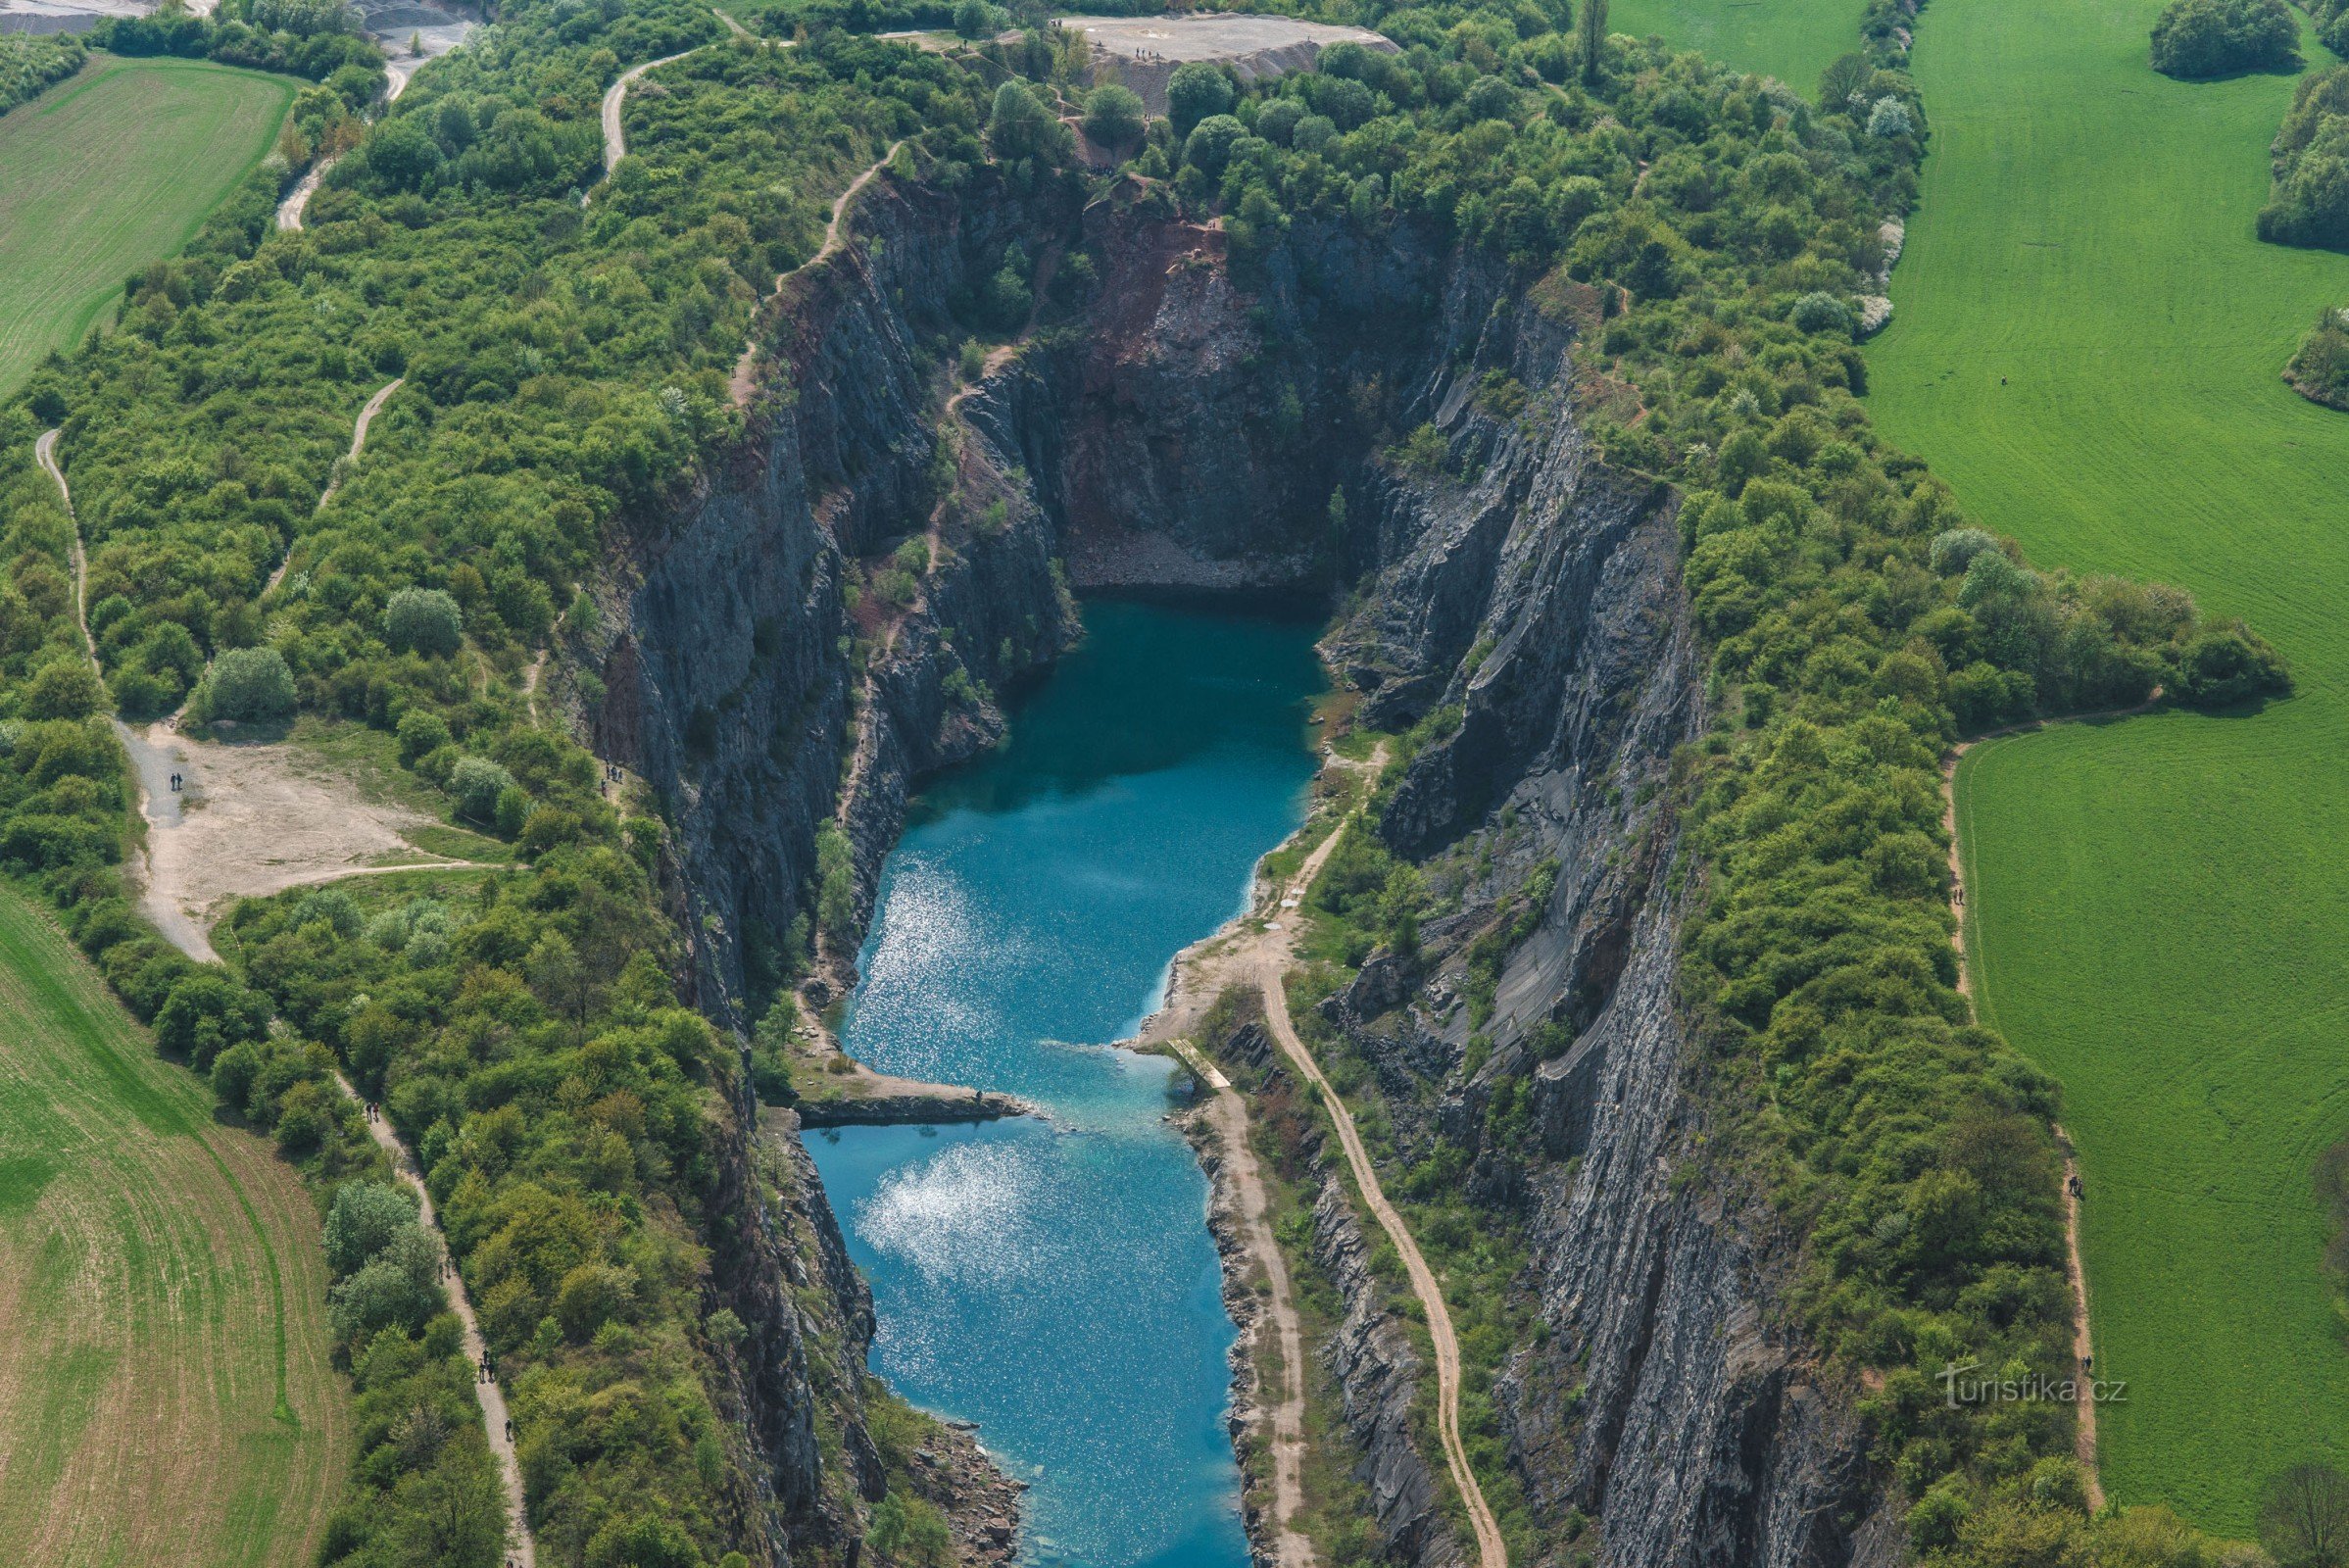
[807,600,1323,1568]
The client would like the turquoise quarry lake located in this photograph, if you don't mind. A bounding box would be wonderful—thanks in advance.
[807,599,1324,1568]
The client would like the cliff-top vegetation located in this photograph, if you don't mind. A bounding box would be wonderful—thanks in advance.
[0,0,2312,1563]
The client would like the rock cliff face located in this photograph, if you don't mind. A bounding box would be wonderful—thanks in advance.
[581,168,1888,1566]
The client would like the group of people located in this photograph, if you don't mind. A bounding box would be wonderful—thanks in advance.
[168,771,184,793]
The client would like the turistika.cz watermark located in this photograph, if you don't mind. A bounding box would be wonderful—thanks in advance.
[1939,1360,2127,1408]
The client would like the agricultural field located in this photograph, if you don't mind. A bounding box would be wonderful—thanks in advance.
[0,53,293,398]
[1873,0,2349,1532]
[1618,0,2349,1535]
[0,880,350,1566]
[1608,0,1856,90]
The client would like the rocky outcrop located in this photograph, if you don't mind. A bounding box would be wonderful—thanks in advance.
[581,158,1886,1568]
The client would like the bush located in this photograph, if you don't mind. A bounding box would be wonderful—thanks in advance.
[2150,0,2297,78]
[1082,83,1145,148]
[1167,60,1232,137]
[1182,114,1245,177]
[2259,69,2349,251]
[328,1224,443,1344]
[382,587,464,656]
[448,755,517,824]
[23,661,105,720]
[1789,291,1855,337]
[154,972,271,1068]
[396,707,452,764]
[206,646,295,722]
[2172,621,2292,708]
[323,1173,420,1276]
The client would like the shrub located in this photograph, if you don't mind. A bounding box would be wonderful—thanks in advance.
[1082,83,1145,148]
[1865,96,1913,137]
[381,587,464,656]
[328,1224,443,1344]
[1789,291,1855,336]
[986,79,1069,164]
[951,0,1003,39]
[206,646,295,722]
[153,972,271,1068]
[1182,114,1246,177]
[448,755,517,824]
[2259,69,2349,251]
[2150,0,2297,78]
[396,707,452,764]
[23,661,105,720]
[1167,61,1232,137]
[2171,621,2292,708]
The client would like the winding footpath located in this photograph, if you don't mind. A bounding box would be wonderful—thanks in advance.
[728,137,907,408]
[277,52,422,232]
[1941,714,2143,1509]
[1251,753,1505,1568]
[340,1074,537,1566]
[596,49,698,191]
[39,431,517,1557]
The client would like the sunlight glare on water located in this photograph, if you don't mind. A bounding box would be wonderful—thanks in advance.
[806,600,1323,1568]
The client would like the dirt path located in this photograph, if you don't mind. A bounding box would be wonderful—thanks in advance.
[728,138,906,407]
[1241,772,1506,1568]
[338,1075,536,1567]
[36,428,94,667]
[307,375,403,519]
[596,49,697,189]
[2052,1122,2104,1508]
[1125,745,1408,1568]
[1940,704,2154,1509]
[277,49,427,232]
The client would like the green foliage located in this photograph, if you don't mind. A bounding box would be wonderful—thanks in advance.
[2284,308,2349,409]
[205,645,296,721]
[2261,69,2349,251]
[0,31,85,119]
[93,0,386,94]
[324,1179,422,1276]
[2148,0,2297,80]
[1167,59,1233,136]
[381,586,464,656]
[814,819,856,946]
[1083,82,1146,148]
[987,77,1070,165]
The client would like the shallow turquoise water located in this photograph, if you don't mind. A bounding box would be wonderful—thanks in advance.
[807,599,1323,1568]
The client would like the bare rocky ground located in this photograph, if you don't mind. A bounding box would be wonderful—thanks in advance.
[119,721,465,961]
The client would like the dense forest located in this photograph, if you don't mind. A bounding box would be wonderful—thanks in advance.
[0,0,2295,1564]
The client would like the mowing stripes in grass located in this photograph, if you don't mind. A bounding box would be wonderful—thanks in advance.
[0,881,349,1566]
[0,54,292,399]
[1866,0,2349,1532]
[1561,0,2349,1531]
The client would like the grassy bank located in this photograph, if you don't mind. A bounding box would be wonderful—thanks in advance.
[0,878,350,1566]
[1868,0,2349,1532]
[0,53,293,398]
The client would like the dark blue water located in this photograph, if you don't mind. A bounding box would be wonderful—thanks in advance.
[807,600,1323,1568]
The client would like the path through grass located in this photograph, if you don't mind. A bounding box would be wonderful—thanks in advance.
[0,53,292,398]
[1871,0,2349,1531]
[0,881,349,1565]
[1598,0,2349,1532]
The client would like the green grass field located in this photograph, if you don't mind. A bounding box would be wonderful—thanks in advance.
[1608,0,1856,93]
[0,53,292,398]
[1614,0,2349,1535]
[0,880,349,1565]
[1874,0,2349,1532]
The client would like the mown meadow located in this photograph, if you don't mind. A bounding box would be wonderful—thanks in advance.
[0,54,294,398]
[1874,0,2349,1530]
[1624,0,2349,1532]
